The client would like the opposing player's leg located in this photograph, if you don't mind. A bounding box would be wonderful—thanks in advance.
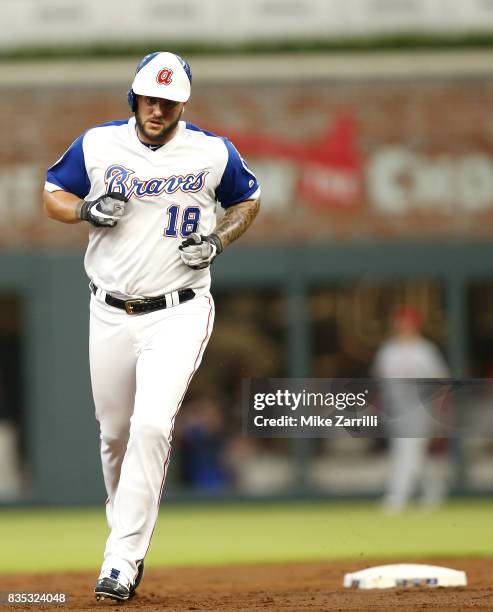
[89,295,137,528]
[100,294,214,586]
[419,453,448,509]
[383,436,428,512]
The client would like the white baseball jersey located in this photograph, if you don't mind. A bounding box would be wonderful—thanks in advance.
[373,337,449,379]
[44,117,259,298]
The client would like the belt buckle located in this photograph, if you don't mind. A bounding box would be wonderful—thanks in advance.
[124,299,145,315]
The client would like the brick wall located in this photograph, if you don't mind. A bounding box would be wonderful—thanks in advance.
[3,76,493,248]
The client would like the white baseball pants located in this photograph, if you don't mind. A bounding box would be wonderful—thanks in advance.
[89,291,214,585]
[383,437,447,511]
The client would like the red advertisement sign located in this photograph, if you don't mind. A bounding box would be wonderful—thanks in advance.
[222,114,363,210]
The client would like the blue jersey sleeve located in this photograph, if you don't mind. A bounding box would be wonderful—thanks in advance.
[46,133,90,199]
[216,139,259,208]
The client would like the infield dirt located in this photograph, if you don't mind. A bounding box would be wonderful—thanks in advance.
[2,558,492,611]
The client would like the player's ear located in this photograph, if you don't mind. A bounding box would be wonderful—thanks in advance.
[181,103,187,115]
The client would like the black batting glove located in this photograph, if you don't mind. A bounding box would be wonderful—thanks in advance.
[78,192,128,227]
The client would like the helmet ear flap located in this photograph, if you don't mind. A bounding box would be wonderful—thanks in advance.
[128,52,160,112]
[127,89,137,112]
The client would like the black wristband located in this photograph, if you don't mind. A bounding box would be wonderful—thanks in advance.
[206,233,223,255]
[77,200,89,221]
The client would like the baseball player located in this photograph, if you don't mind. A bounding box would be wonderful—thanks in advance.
[42,51,260,601]
[372,306,449,513]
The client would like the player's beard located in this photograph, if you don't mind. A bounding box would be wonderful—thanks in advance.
[135,112,181,144]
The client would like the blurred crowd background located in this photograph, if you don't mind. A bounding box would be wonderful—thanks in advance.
[2,0,493,506]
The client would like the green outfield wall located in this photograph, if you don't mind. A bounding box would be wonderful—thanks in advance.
[0,241,490,504]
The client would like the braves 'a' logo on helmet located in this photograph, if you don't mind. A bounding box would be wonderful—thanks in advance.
[156,68,173,85]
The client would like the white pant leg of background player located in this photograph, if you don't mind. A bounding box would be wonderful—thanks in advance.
[384,437,428,510]
[98,295,214,584]
[89,297,136,528]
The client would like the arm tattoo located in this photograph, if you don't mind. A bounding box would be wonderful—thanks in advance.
[214,198,260,249]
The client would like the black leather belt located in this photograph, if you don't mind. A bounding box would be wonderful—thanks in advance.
[90,282,195,315]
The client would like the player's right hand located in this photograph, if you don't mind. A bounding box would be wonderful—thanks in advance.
[78,192,128,227]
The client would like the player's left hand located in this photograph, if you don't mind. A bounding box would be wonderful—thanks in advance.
[179,232,223,269]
